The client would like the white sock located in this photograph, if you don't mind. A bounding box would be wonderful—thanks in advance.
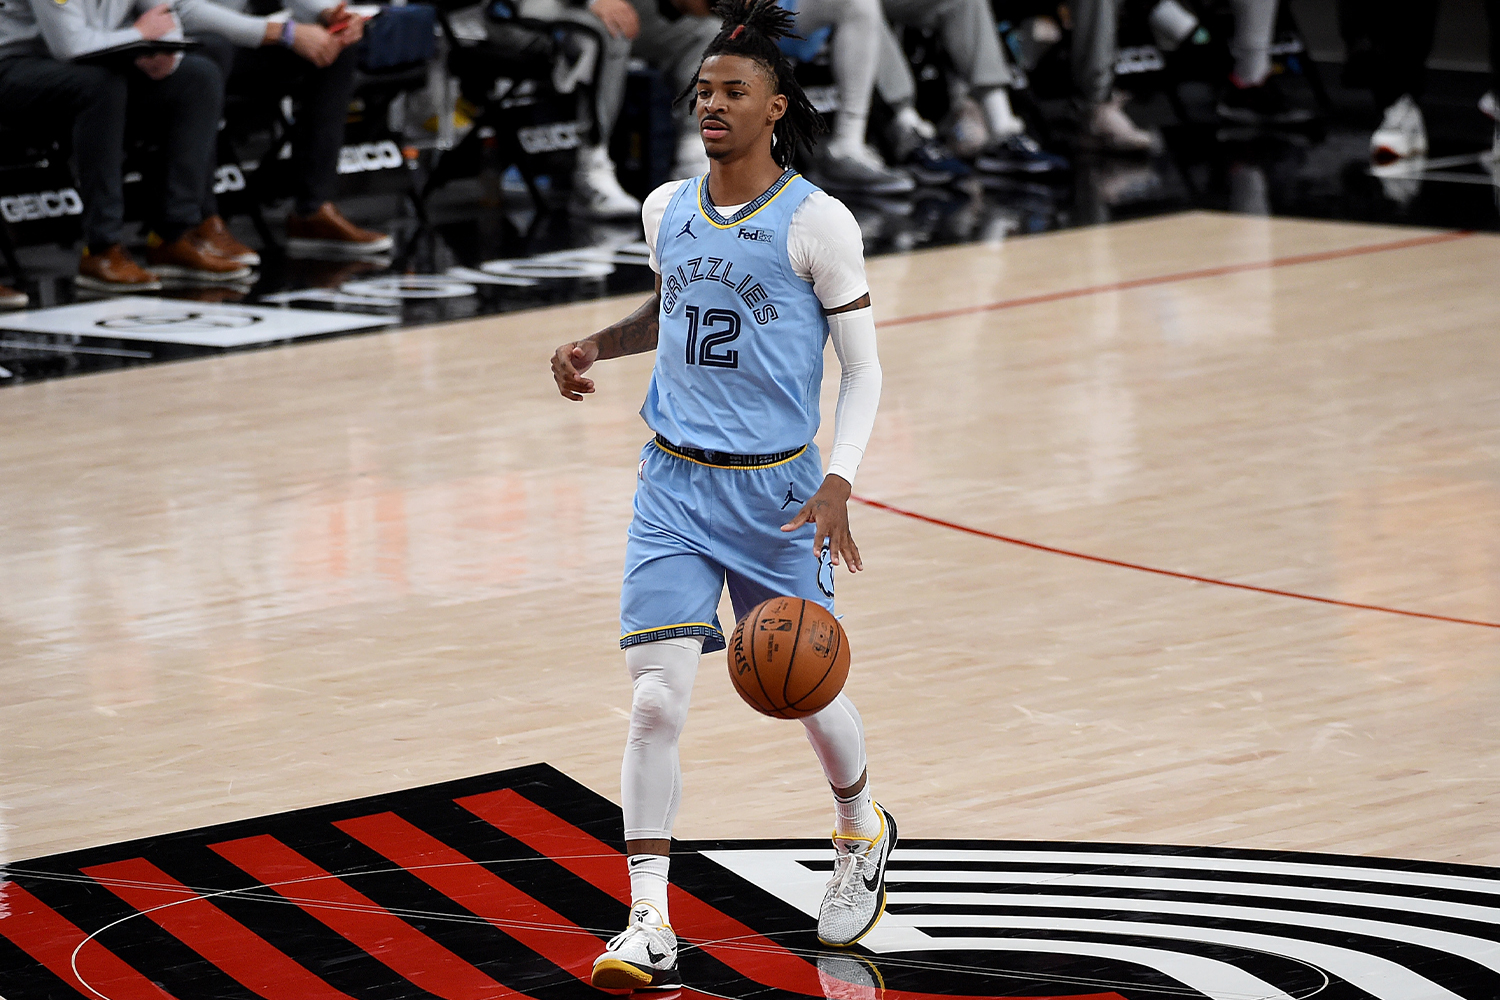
[834,783,881,842]
[893,105,936,141]
[831,109,870,155]
[628,854,671,924]
[981,88,1023,139]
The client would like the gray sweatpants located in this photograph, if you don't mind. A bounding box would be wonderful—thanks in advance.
[517,0,719,144]
[628,0,721,135]
[875,0,1014,108]
[792,0,883,137]
[1072,0,1278,105]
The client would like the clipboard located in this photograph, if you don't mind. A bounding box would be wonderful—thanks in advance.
[74,38,197,63]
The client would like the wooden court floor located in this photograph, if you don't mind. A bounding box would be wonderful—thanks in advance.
[2,211,1497,868]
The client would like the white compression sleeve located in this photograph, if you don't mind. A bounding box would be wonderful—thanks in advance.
[800,692,868,789]
[826,306,882,485]
[621,636,702,842]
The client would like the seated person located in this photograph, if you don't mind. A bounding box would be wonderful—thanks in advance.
[874,0,1067,175]
[514,0,726,216]
[623,0,720,178]
[191,0,392,259]
[0,0,257,290]
[782,0,915,193]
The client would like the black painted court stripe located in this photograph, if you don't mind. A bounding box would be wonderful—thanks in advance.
[877,229,1479,328]
[208,833,509,1000]
[852,496,1500,630]
[81,856,356,999]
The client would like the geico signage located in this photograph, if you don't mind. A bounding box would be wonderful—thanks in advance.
[337,141,404,175]
[1,188,84,224]
[517,122,582,155]
[212,164,247,195]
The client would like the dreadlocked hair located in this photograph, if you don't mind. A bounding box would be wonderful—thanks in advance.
[679,0,826,168]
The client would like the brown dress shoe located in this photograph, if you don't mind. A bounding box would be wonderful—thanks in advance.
[190,215,261,267]
[0,283,26,309]
[145,233,253,283]
[285,202,393,258]
[76,245,163,293]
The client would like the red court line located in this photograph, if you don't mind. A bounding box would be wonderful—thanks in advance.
[878,229,1477,328]
[458,789,1122,1000]
[209,833,510,1000]
[852,496,1500,630]
[81,858,355,1000]
[0,881,177,1000]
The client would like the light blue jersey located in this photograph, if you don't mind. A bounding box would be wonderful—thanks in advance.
[620,170,841,653]
[641,170,829,455]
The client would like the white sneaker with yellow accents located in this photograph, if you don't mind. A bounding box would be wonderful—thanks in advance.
[817,804,898,947]
[591,902,681,992]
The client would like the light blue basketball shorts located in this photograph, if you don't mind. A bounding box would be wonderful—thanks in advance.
[620,438,835,654]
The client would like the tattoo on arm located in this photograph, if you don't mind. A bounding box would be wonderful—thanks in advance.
[824,292,872,316]
[593,288,661,360]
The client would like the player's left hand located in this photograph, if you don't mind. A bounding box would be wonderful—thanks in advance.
[782,474,862,572]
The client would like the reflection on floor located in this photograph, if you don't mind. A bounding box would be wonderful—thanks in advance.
[2,68,1498,385]
[4,762,1500,1000]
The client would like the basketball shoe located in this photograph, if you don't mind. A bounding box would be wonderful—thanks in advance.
[817,803,897,947]
[591,902,681,992]
[1370,94,1427,164]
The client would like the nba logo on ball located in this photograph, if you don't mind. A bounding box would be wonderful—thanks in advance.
[729,597,849,719]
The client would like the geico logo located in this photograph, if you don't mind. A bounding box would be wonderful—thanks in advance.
[337,141,404,175]
[212,164,247,195]
[517,122,582,155]
[0,188,84,223]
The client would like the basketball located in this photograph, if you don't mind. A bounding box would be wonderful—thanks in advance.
[728,596,850,719]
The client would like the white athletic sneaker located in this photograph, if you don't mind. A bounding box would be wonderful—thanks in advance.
[591,902,681,992]
[816,952,883,1000]
[819,144,916,196]
[1370,94,1427,163]
[1084,93,1155,153]
[816,804,897,947]
[571,145,642,220]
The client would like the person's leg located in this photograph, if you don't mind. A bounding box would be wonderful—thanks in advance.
[1370,0,1437,110]
[520,0,632,144]
[1071,0,1116,107]
[792,0,914,190]
[1227,0,1277,86]
[627,0,721,175]
[1489,0,1500,98]
[1365,0,1437,160]
[719,450,895,949]
[282,45,357,216]
[595,446,727,991]
[193,33,239,222]
[794,0,880,153]
[873,17,918,112]
[520,0,638,214]
[129,53,223,242]
[0,58,128,251]
[1072,0,1153,150]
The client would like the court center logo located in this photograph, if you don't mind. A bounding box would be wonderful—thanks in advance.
[4,764,1497,1000]
[95,312,262,335]
[703,842,1500,1000]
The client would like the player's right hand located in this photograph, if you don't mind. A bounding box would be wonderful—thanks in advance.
[552,340,600,400]
[134,3,176,40]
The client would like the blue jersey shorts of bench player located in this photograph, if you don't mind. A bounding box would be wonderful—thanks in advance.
[620,439,836,653]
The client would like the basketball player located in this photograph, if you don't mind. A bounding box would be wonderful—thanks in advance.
[549,0,890,987]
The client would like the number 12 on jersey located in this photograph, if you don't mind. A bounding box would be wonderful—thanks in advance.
[683,306,741,370]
